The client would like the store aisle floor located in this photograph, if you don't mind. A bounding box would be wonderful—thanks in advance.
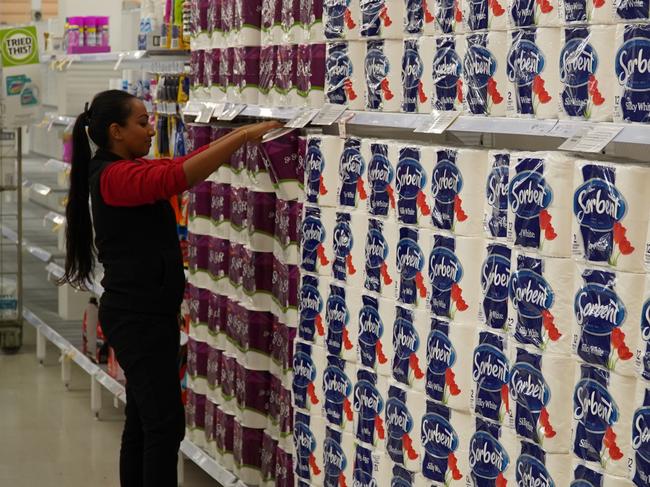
[0,329,219,487]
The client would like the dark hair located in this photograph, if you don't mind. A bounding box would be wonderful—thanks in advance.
[59,90,136,289]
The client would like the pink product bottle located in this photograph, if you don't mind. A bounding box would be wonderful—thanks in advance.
[66,17,84,50]
[84,17,97,47]
[97,17,110,48]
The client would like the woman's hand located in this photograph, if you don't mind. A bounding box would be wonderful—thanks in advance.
[242,121,284,143]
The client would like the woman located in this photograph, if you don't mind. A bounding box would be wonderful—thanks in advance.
[60,89,280,486]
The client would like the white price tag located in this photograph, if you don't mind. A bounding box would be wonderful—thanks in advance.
[285,108,320,128]
[414,110,461,134]
[218,103,246,121]
[559,124,623,153]
[338,112,355,138]
[311,103,348,126]
[113,52,126,71]
[547,121,593,139]
[195,103,216,124]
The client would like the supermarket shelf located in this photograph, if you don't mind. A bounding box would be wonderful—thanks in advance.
[41,49,190,64]
[22,307,229,484]
[45,158,70,172]
[42,112,76,127]
[45,261,104,297]
[1,224,52,263]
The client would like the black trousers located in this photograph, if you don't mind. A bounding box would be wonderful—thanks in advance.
[99,306,185,487]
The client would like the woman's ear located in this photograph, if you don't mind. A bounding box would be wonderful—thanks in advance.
[108,122,124,141]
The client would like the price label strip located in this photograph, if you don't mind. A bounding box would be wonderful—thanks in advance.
[414,110,461,134]
[285,108,320,128]
[218,103,246,121]
[194,103,216,124]
[558,124,623,153]
[311,103,348,126]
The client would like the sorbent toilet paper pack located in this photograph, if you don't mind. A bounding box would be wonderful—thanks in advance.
[337,137,369,210]
[631,380,650,487]
[470,330,511,424]
[322,427,355,487]
[384,382,426,472]
[615,0,650,22]
[402,38,432,114]
[352,442,393,486]
[572,363,637,478]
[462,0,508,31]
[324,0,360,40]
[294,411,326,486]
[572,264,645,378]
[502,440,572,486]
[391,304,428,391]
[428,232,483,326]
[396,225,431,310]
[425,318,474,412]
[636,274,650,382]
[559,25,616,122]
[433,0,465,34]
[467,417,516,485]
[392,464,442,487]
[395,143,433,227]
[353,367,388,449]
[506,27,561,119]
[507,151,574,257]
[484,151,511,241]
[508,250,574,355]
[428,147,489,236]
[558,0,615,23]
[363,217,398,299]
[324,281,359,362]
[570,462,637,487]
[572,160,650,273]
[507,0,561,26]
[614,24,650,124]
[364,39,403,112]
[361,139,398,219]
[506,347,575,453]
[298,273,329,346]
[479,242,512,334]
[330,211,367,289]
[325,41,365,109]
[356,294,394,377]
[425,35,465,112]
[301,205,334,277]
[462,30,508,117]
[304,135,344,208]
[322,354,356,433]
[292,340,326,412]
[359,0,418,39]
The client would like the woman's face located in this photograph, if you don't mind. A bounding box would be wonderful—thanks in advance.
[117,99,156,158]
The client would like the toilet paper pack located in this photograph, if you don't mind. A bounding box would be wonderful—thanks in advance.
[559,26,616,122]
[247,191,277,252]
[479,242,512,334]
[426,318,474,412]
[484,151,511,242]
[364,218,398,299]
[231,0,261,46]
[614,24,650,124]
[572,160,650,273]
[631,380,650,486]
[357,294,394,377]
[506,347,574,452]
[384,382,427,472]
[507,0,561,26]
[215,405,236,470]
[352,442,393,486]
[204,398,217,458]
[428,232,483,325]
[506,27,561,119]
[468,417,516,485]
[299,273,328,346]
[229,185,248,245]
[471,330,511,424]
[402,38,431,113]
[572,264,645,378]
[502,439,572,486]
[429,147,489,236]
[189,285,210,342]
[359,0,418,39]
[232,46,261,105]
[292,340,326,412]
[615,0,650,22]
[241,248,275,311]
[274,198,302,266]
[391,464,437,487]
[188,338,210,395]
[558,0,615,23]
[572,363,637,478]
[261,0,279,44]
[210,181,231,239]
[462,0,508,32]
[322,354,356,432]
[507,151,574,257]
[353,367,388,449]
[219,353,237,414]
[361,139,398,219]
[391,304,428,391]
[189,233,210,291]
[425,35,465,112]
[396,144,433,226]
[364,39,403,112]
[571,462,635,487]
[337,137,369,210]
[296,43,326,108]
[233,422,264,485]
[235,364,271,428]
[463,31,508,117]
[636,275,650,381]
[258,45,276,107]
[509,251,573,355]
[322,427,355,487]
[325,41,365,109]
[433,0,465,34]
[261,433,279,486]
[294,410,326,486]
[324,0,360,40]
[304,135,343,207]
[301,205,334,276]
[272,258,300,327]
[207,345,222,404]
[420,404,472,485]
[396,225,431,310]
[273,44,298,107]
[324,282,360,362]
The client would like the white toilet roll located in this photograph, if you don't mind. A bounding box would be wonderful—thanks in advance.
[274,199,302,267]
[359,0,410,39]
[322,355,356,433]
[569,461,637,487]
[207,345,222,404]
[363,217,399,299]
[505,347,574,453]
[273,44,298,107]
[401,38,432,114]
[462,0,508,32]
[296,43,326,108]
[558,0,615,24]
[383,382,426,472]
[260,0,280,44]
[301,205,334,277]
[364,39,403,112]
[484,151,511,241]
[508,250,574,356]
[463,31,508,117]
[507,151,574,257]
[636,274,650,382]
[357,294,395,378]
[420,406,472,485]
[571,363,636,478]
[258,44,276,107]
[630,379,650,487]
[470,330,511,424]
[507,0,561,27]
[231,0,261,46]
[396,225,431,310]
[429,147,489,236]
[322,428,356,487]
[361,139,399,220]
[204,398,217,459]
[189,285,210,342]
[218,352,237,415]
[479,242,512,334]
[428,232,483,326]
[324,282,360,363]
[294,411,327,486]
[422,35,465,113]
[395,143,433,227]
[502,442,572,486]
[614,1,650,21]
[433,0,465,34]
[353,367,389,449]
[325,41,365,109]
[572,160,650,274]
[235,365,271,429]
[506,27,561,119]
[559,25,615,122]
[324,0,360,40]
[468,417,517,483]
[304,134,343,208]
[336,137,369,210]
[352,442,393,486]
[615,24,650,123]
[299,273,329,347]
[329,211,367,289]
[426,319,474,412]
[391,305,429,392]
[572,263,645,378]
[292,340,326,413]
